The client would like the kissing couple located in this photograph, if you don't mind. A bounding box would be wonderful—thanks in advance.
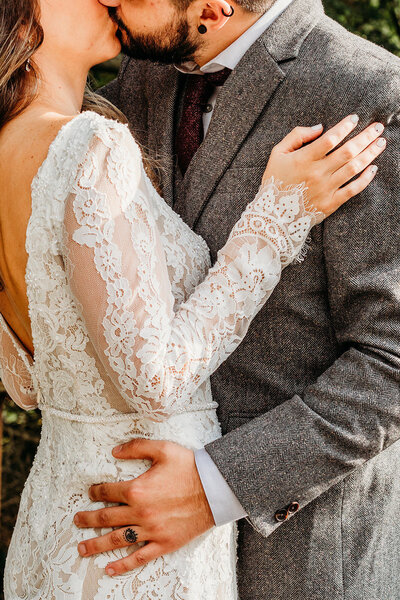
[0,0,399,598]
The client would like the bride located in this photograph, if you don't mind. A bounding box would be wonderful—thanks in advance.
[0,0,386,598]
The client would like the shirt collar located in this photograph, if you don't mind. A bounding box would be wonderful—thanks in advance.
[176,0,295,75]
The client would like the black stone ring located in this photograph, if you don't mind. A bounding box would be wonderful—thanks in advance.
[123,527,138,544]
[222,5,234,17]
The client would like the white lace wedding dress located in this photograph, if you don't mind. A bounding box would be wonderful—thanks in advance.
[0,111,320,600]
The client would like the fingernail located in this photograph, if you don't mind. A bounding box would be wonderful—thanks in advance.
[376,138,386,148]
[311,123,323,130]
[375,123,384,134]
[370,165,378,175]
[78,543,87,556]
[113,445,122,454]
[106,567,116,576]
[74,515,81,526]
[350,114,359,125]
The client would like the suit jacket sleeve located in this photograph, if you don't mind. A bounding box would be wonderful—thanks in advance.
[205,106,400,538]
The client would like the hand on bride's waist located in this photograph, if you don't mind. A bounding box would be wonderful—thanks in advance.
[73,439,214,577]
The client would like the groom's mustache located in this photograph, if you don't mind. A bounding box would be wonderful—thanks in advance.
[105,4,200,65]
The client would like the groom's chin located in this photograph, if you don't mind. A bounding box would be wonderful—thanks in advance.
[116,32,156,62]
[119,40,196,65]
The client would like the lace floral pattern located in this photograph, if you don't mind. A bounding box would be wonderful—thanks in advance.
[228,178,323,266]
[0,314,37,409]
[61,122,319,421]
[2,111,318,599]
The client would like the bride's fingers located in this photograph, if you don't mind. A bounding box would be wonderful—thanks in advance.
[331,137,386,189]
[306,114,360,160]
[106,542,163,576]
[327,122,385,173]
[275,124,324,154]
[74,505,135,529]
[78,525,145,557]
[327,165,378,215]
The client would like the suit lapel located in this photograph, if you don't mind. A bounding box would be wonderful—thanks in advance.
[177,41,285,228]
[146,66,182,207]
[176,0,325,229]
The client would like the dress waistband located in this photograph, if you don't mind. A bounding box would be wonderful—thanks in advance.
[39,403,217,424]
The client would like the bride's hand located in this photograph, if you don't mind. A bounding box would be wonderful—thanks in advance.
[263,115,386,218]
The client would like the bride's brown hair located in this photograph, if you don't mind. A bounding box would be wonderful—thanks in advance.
[0,0,126,130]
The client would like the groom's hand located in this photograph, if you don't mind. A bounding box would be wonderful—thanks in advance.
[73,439,215,576]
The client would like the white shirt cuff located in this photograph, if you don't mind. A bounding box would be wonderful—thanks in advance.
[194,447,248,526]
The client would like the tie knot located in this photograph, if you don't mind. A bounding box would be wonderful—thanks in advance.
[204,67,232,87]
[183,67,232,106]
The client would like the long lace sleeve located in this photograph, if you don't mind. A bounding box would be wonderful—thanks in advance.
[0,315,38,410]
[62,122,322,420]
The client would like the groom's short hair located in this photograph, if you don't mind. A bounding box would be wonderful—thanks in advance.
[179,0,276,15]
[236,0,276,14]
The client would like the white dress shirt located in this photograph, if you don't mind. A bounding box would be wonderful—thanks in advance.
[178,0,295,527]
[177,0,295,135]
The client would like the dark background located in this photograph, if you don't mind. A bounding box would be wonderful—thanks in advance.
[1,0,399,595]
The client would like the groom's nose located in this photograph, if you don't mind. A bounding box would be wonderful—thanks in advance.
[99,0,121,6]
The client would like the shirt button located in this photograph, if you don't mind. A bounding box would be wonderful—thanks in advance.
[274,509,288,523]
[204,104,213,114]
[288,502,300,514]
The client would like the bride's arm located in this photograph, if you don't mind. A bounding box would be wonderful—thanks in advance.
[62,116,384,420]
[0,315,38,410]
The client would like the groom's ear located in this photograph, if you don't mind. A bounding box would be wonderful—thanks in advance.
[194,0,236,33]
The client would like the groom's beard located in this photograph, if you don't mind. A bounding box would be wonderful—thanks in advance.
[108,8,201,64]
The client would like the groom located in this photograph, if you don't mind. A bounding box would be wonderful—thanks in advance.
[74,0,400,597]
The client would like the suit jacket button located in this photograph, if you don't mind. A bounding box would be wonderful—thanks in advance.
[274,509,288,522]
[288,502,300,514]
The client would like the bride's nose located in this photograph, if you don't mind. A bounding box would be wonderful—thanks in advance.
[98,0,121,6]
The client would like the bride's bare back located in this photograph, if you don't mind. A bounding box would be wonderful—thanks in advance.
[0,111,72,354]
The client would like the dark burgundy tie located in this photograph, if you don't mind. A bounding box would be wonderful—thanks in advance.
[176,68,232,175]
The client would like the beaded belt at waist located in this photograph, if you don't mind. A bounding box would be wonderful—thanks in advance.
[39,403,217,424]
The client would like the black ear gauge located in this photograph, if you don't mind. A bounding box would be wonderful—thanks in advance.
[198,24,208,34]
[222,5,234,17]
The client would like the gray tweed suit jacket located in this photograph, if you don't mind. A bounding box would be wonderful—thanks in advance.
[100,0,400,597]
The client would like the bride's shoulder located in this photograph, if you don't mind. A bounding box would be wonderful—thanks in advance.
[65,110,130,137]
[61,111,142,168]
[48,110,138,157]
[33,110,142,186]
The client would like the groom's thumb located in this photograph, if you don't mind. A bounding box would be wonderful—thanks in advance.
[112,438,167,461]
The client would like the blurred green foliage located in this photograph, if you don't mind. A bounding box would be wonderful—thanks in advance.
[91,57,123,89]
[1,0,400,596]
[324,0,400,57]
